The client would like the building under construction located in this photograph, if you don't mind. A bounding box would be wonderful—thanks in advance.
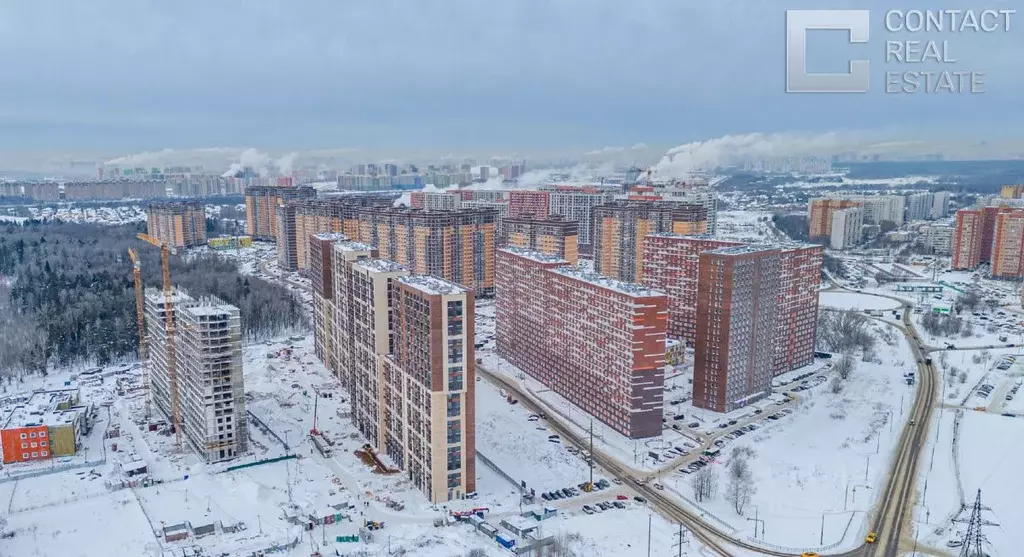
[504,213,579,264]
[146,201,207,248]
[145,288,248,463]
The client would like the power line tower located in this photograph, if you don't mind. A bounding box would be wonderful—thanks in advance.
[954,489,997,557]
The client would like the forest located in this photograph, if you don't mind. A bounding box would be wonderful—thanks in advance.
[0,220,307,377]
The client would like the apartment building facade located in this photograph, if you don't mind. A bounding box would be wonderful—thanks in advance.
[357,207,497,296]
[504,213,579,264]
[774,244,824,374]
[991,210,1024,279]
[146,201,207,248]
[244,185,316,240]
[693,246,781,413]
[593,202,708,282]
[952,209,984,270]
[508,190,551,219]
[382,276,476,502]
[547,189,617,252]
[618,186,719,236]
[920,225,954,255]
[640,235,743,343]
[312,236,475,502]
[830,207,863,250]
[145,289,248,463]
[309,233,347,373]
[496,248,667,438]
[808,198,862,240]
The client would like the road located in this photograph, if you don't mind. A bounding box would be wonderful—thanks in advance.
[269,249,942,556]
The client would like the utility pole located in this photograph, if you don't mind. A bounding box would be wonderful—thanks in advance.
[647,514,652,557]
[673,523,688,557]
[865,456,870,482]
[820,513,825,545]
[589,418,594,487]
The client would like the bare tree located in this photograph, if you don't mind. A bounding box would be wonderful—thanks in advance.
[725,456,756,515]
[690,467,719,503]
[834,354,856,380]
[830,376,844,394]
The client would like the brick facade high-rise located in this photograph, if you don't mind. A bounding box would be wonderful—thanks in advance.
[146,201,207,248]
[496,248,667,438]
[808,198,862,241]
[547,188,616,253]
[990,210,1024,279]
[952,209,984,270]
[312,236,476,503]
[774,244,823,374]
[693,246,781,413]
[594,202,709,282]
[640,235,743,343]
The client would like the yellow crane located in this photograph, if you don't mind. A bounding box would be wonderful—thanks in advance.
[127,248,151,415]
[136,233,183,451]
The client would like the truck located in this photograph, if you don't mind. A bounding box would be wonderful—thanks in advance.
[924,357,932,366]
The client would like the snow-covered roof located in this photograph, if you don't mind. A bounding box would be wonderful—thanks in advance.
[704,244,779,256]
[312,232,348,242]
[332,240,375,253]
[549,266,664,298]
[353,258,408,274]
[498,246,569,265]
[399,275,466,296]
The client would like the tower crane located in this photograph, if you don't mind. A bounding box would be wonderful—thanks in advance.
[136,233,184,451]
[127,248,151,416]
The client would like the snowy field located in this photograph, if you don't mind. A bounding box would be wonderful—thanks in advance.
[660,320,917,553]
[820,291,901,311]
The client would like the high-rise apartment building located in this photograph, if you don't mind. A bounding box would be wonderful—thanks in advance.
[593,202,709,282]
[357,208,497,296]
[906,192,935,222]
[145,289,247,463]
[952,209,984,270]
[496,248,667,438]
[693,246,781,413]
[309,233,347,374]
[774,244,823,374]
[504,214,579,264]
[857,196,906,225]
[640,235,743,343]
[931,191,951,219]
[547,188,616,252]
[990,210,1024,279]
[508,190,551,218]
[410,191,462,211]
[383,275,476,502]
[146,201,207,248]
[275,202,300,271]
[920,225,953,255]
[1001,185,1024,199]
[830,207,863,250]
[619,187,719,236]
[980,206,1012,263]
[808,198,862,240]
[244,185,316,241]
[312,234,476,503]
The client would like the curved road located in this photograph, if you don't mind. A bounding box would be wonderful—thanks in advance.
[269,251,941,556]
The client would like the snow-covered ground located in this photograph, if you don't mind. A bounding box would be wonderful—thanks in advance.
[658,319,917,553]
[820,291,902,311]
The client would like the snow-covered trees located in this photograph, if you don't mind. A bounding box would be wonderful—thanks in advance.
[725,452,756,516]
[690,467,719,503]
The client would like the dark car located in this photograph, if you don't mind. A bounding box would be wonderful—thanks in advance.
[634,496,647,503]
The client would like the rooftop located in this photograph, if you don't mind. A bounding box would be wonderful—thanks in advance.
[353,258,408,274]
[705,244,780,256]
[313,232,348,242]
[549,266,664,298]
[2,389,83,430]
[498,247,569,265]
[399,275,467,296]
[333,240,375,253]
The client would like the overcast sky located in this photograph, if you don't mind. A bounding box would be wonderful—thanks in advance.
[0,0,1020,154]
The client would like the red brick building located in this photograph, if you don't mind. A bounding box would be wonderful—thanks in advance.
[990,210,1024,279]
[496,247,667,438]
[952,209,984,270]
[775,244,824,374]
[508,190,551,218]
[640,234,743,343]
[693,246,781,413]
